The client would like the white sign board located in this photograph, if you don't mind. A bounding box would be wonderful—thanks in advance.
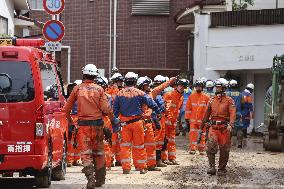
[45,42,62,52]
[206,44,284,70]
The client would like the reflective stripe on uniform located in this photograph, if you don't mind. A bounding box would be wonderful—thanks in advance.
[191,142,197,145]
[145,142,156,146]
[121,158,131,163]
[168,152,176,155]
[120,142,132,147]
[81,149,92,155]
[165,120,172,125]
[167,138,175,142]
[190,128,198,132]
[185,111,191,114]
[94,151,105,156]
[147,156,156,160]
[133,145,145,149]
[112,141,117,145]
[170,103,177,108]
[156,141,164,145]
[137,160,147,163]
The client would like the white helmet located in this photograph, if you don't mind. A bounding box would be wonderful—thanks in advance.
[101,77,108,85]
[246,83,254,90]
[229,79,238,87]
[154,75,166,83]
[110,73,123,82]
[82,64,98,76]
[137,76,151,88]
[200,77,207,84]
[74,80,82,85]
[218,78,229,87]
[125,72,138,80]
[206,80,214,88]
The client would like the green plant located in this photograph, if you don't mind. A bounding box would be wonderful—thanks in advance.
[232,0,254,11]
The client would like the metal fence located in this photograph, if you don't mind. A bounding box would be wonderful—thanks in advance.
[211,8,284,27]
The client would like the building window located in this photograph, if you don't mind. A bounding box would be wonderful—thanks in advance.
[132,0,170,16]
[29,0,44,10]
[0,16,8,35]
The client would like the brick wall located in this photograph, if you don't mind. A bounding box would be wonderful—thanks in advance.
[30,0,194,82]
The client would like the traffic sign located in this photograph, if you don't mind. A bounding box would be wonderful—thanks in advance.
[43,20,65,42]
[43,0,65,15]
[45,42,62,51]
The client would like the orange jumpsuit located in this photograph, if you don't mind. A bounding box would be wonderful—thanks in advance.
[206,94,236,170]
[162,90,184,161]
[113,87,161,171]
[185,92,209,152]
[107,85,121,165]
[103,116,113,169]
[141,80,174,168]
[63,80,114,183]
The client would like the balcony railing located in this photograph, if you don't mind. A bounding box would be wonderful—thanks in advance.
[211,8,284,28]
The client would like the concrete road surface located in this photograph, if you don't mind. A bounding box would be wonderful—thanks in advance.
[1,136,284,189]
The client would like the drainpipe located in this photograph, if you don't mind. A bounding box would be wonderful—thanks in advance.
[276,0,278,8]
[62,46,71,83]
[113,0,117,69]
[109,0,112,77]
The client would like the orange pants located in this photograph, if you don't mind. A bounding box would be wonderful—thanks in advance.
[120,120,147,170]
[161,118,176,161]
[155,116,166,150]
[144,122,156,167]
[189,123,206,152]
[111,133,121,163]
[104,141,112,168]
[77,125,105,170]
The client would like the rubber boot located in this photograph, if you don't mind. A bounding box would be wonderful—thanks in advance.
[147,166,161,171]
[115,161,122,166]
[169,159,179,165]
[206,152,216,175]
[218,147,229,176]
[123,169,130,174]
[140,169,148,174]
[156,150,167,167]
[95,166,106,187]
[82,165,95,189]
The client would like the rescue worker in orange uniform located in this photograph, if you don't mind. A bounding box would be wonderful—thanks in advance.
[66,81,82,167]
[200,79,236,176]
[136,76,176,171]
[96,77,114,171]
[162,79,188,165]
[113,72,162,174]
[185,79,210,155]
[107,72,124,167]
[152,75,168,167]
[63,64,119,189]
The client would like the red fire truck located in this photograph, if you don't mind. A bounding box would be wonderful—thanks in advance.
[0,38,68,188]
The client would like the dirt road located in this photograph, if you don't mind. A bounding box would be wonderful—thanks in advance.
[1,136,284,189]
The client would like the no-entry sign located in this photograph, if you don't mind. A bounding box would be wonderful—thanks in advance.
[43,0,65,15]
[43,20,65,42]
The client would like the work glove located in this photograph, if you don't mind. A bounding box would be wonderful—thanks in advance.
[103,128,112,146]
[111,118,121,133]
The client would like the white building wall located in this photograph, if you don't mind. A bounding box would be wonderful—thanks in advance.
[0,0,15,36]
[207,25,284,70]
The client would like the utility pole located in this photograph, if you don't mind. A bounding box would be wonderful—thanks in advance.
[109,0,112,77]
[113,0,117,69]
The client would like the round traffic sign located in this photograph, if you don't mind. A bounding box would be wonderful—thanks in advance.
[43,20,65,42]
[43,0,65,15]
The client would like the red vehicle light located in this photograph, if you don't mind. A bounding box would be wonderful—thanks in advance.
[2,51,18,58]
[15,39,45,47]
